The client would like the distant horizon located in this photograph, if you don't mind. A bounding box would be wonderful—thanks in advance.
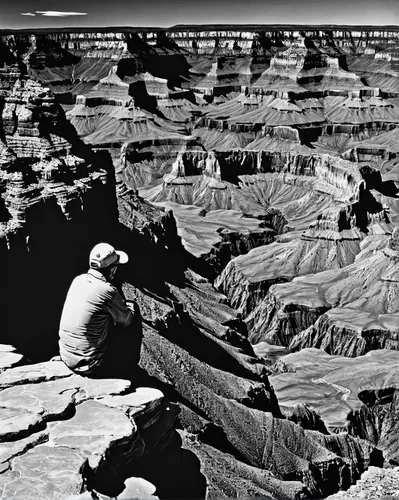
[2,0,398,31]
[1,22,399,32]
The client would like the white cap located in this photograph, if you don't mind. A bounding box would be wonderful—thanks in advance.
[89,243,128,270]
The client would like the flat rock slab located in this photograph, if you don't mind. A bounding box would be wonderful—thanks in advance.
[0,430,48,467]
[65,476,159,500]
[50,400,137,469]
[0,445,86,499]
[0,372,131,443]
[271,348,399,429]
[118,477,158,499]
[0,406,43,441]
[0,344,24,370]
[98,387,164,421]
[0,360,73,388]
[0,357,169,499]
[0,380,77,418]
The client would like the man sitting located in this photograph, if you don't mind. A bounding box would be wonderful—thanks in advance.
[59,242,140,378]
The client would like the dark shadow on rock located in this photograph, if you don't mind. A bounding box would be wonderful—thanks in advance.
[126,432,207,500]
[0,42,17,66]
[110,217,187,293]
[27,36,80,68]
[378,180,399,198]
[154,312,262,382]
[352,189,385,232]
[144,54,191,89]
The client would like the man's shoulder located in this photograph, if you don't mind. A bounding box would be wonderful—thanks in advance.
[71,272,116,294]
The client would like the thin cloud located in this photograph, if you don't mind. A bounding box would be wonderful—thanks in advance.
[35,11,88,17]
[21,12,36,16]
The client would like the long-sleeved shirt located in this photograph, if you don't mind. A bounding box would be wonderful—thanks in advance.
[59,269,134,374]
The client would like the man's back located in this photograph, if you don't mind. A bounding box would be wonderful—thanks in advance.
[59,269,133,374]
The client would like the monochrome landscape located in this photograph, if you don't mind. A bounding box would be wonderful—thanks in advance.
[0,3,399,499]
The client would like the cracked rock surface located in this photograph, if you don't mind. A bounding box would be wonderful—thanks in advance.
[0,357,176,499]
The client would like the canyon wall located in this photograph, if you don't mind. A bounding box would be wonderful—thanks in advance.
[0,63,119,359]
[1,23,399,499]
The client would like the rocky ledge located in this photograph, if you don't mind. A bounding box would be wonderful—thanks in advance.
[0,354,177,499]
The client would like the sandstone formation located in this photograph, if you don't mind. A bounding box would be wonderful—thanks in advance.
[112,194,383,498]
[1,24,399,500]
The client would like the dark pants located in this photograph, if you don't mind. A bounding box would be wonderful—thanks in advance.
[90,304,143,381]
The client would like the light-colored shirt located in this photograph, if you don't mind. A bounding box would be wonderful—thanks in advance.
[59,269,134,374]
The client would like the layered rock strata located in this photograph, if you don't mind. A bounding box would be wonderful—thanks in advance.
[270,348,399,432]
[247,228,399,348]
[215,167,391,318]
[348,388,399,465]
[0,64,117,358]
[153,201,276,277]
[215,227,362,317]
[112,194,382,498]
[1,26,399,500]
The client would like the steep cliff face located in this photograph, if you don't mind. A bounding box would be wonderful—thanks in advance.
[290,308,399,357]
[107,189,384,498]
[0,64,118,359]
[154,148,361,186]
[215,228,362,317]
[2,27,399,101]
[348,388,399,464]
[215,166,391,321]
[0,173,383,498]
[151,201,276,278]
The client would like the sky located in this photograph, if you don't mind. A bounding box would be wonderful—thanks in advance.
[1,0,398,29]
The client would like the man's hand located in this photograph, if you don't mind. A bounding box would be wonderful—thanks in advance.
[126,300,136,312]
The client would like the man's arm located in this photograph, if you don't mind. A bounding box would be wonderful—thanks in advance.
[108,289,134,327]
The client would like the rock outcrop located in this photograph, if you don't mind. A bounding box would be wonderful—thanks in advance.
[347,387,399,465]
[0,64,118,358]
[326,466,399,499]
[0,356,179,499]
[153,201,276,277]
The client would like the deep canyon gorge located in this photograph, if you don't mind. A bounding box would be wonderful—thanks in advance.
[0,24,399,499]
